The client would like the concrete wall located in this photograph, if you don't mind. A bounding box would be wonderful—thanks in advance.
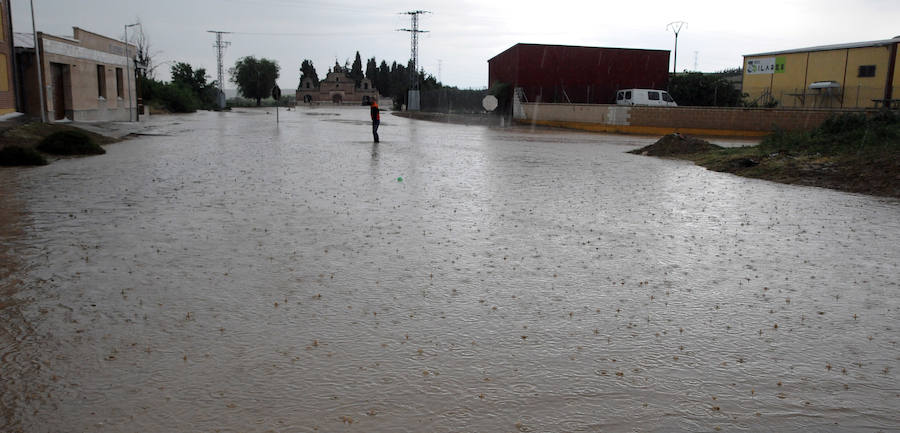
[518,103,839,137]
[73,28,135,58]
[19,28,137,121]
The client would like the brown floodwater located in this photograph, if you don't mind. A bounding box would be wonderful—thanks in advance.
[1,107,898,432]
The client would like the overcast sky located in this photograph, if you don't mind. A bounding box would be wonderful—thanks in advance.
[12,0,900,91]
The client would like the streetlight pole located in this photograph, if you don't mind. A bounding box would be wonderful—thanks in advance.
[30,0,46,123]
[666,21,687,76]
[124,23,140,122]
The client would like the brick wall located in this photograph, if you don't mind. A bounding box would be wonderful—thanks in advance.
[628,106,837,132]
[522,103,848,135]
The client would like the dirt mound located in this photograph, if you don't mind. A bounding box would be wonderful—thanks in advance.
[629,133,722,156]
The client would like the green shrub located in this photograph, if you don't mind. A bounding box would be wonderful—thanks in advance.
[37,130,105,155]
[0,145,48,166]
[870,109,898,126]
[156,82,200,113]
[818,113,867,135]
[140,75,164,103]
[759,111,900,157]
[226,95,294,108]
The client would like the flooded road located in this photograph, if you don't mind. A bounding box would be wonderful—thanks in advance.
[1,107,898,432]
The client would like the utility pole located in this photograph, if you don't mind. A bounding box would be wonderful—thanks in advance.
[666,21,687,76]
[30,0,46,123]
[207,30,232,110]
[124,23,140,121]
[397,10,429,111]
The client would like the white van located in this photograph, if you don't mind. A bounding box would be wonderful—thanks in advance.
[616,89,678,107]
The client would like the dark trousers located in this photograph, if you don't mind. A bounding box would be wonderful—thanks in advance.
[372,119,380,142]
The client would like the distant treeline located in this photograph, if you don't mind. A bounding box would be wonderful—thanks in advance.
[141,54,494,113]
[668,69,745,107]
[300,52,488,112]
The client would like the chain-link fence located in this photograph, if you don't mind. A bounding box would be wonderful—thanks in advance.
[745,84,892,109]
[419,88,489,113]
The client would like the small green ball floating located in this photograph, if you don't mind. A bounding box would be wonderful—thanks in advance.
[397,177,403,182]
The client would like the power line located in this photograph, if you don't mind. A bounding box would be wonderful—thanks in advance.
[397,10,429,110]
[226,31,383,37]
[666,21,687,75]
[207,30,232,110]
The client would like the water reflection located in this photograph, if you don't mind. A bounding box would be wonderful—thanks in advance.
[1,107,898,432]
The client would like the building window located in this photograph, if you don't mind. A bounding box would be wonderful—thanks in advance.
[116,68,124,98]
[306,82,310,89]
[858,65,876,77]
[97,65,107,98]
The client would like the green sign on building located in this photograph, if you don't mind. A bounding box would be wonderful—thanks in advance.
[747,56,787,74]
[775,56,786,74]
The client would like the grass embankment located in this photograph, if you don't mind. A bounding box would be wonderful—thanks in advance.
[0,122,116,166]
[631,111,900,198]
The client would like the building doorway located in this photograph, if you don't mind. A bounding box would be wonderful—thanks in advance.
[49,62,71,120]
[332,94,343,104]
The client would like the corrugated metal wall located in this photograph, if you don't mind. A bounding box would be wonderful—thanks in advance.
[489,44,670,104]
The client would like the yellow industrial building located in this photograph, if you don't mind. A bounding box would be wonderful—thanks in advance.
[743,37,899,109]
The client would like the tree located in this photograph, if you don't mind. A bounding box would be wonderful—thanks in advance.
[668,70,744,107]
[299,59,319,87]
[376,60,390,97]
[171,62,207,93]
[389,61,409,109]
[122,18,163,78]
[170,62,217,109]
[230,56,280,106]
[365,57,377,82]
[156,82,200,113]
[350,51,364,87]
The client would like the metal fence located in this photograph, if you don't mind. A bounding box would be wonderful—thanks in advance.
[747,85,891,109]
[419,88,489,113]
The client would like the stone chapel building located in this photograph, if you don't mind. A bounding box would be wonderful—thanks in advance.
[296,63,378,105]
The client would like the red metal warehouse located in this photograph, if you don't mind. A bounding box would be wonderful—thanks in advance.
[488,43,670,104]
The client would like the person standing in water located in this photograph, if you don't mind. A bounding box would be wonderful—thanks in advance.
[370,99,380,143]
